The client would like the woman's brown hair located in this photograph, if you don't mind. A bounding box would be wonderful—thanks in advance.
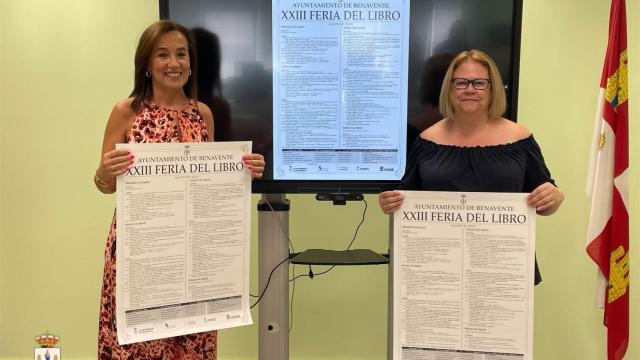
[129,20,198,111]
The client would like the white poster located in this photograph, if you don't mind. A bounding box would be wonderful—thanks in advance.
[272,0,410,180]
[115,141,253,344]
[393,191,536,360]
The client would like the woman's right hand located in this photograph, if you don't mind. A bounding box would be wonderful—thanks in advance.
[379,190,404,215]
[95,99,136,193]
[97,149,134,181]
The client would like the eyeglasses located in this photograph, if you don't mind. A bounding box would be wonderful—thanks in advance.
[452,78,491,90]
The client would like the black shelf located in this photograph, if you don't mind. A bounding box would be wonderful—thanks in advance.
[290,249,389,265]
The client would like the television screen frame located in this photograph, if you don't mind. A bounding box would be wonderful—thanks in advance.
[159,0,523,194]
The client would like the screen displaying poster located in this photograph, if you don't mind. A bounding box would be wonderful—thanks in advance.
[273,0,410,180]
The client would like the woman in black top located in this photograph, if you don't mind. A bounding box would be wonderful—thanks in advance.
[379,50,563,284]
[379,49,563,216]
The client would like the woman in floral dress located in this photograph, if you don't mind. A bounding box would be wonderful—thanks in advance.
[93,20,264,359]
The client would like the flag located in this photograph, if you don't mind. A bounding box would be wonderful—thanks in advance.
[585,0,629,359]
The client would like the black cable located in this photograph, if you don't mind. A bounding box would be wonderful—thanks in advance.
[249,196,296,300]
[262,196,299,331]
[263,197,296,254]
[309,265,335,277]
[345,198,367,251]
[289,263,297,333]
[250,255,290,309]
[289,272,308,282]
[254,197,368,329]
[289,198,368,281]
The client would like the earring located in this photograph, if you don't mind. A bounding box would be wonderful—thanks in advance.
[188,69,192,76]
[145,70,151,78]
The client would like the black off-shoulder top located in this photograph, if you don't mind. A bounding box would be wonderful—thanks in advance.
[400,135,555,284]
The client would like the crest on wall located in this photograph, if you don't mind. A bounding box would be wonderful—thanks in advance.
[34,331,61,360]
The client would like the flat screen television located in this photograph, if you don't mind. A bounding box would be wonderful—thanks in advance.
[160,0,522,194]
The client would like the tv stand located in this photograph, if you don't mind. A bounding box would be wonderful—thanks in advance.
[257,193,392,360]
[257,194,290,360]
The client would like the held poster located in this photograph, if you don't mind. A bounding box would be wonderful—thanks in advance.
[115,141,253,344]
[272,0,410,180]
[393,191,536,360]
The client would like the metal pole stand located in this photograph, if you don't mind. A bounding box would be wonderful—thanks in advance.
[257,194,290,360]
[388,214,394,360]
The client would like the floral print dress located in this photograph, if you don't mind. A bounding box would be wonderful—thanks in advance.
[98,100,217,359]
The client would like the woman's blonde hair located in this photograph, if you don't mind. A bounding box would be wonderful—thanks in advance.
[438,49,506,119]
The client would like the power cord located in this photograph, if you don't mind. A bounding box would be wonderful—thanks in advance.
[250,254,291,309]
[249,196,296,298]
[249,196,369,333]
[249,195,300,332]
[261,197,299,332]
[291,198,368,280]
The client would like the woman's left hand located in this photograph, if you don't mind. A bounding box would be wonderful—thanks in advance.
[243,153,265,178]
[527,182,564,215]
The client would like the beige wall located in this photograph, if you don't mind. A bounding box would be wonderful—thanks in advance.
[0,0,637,359]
